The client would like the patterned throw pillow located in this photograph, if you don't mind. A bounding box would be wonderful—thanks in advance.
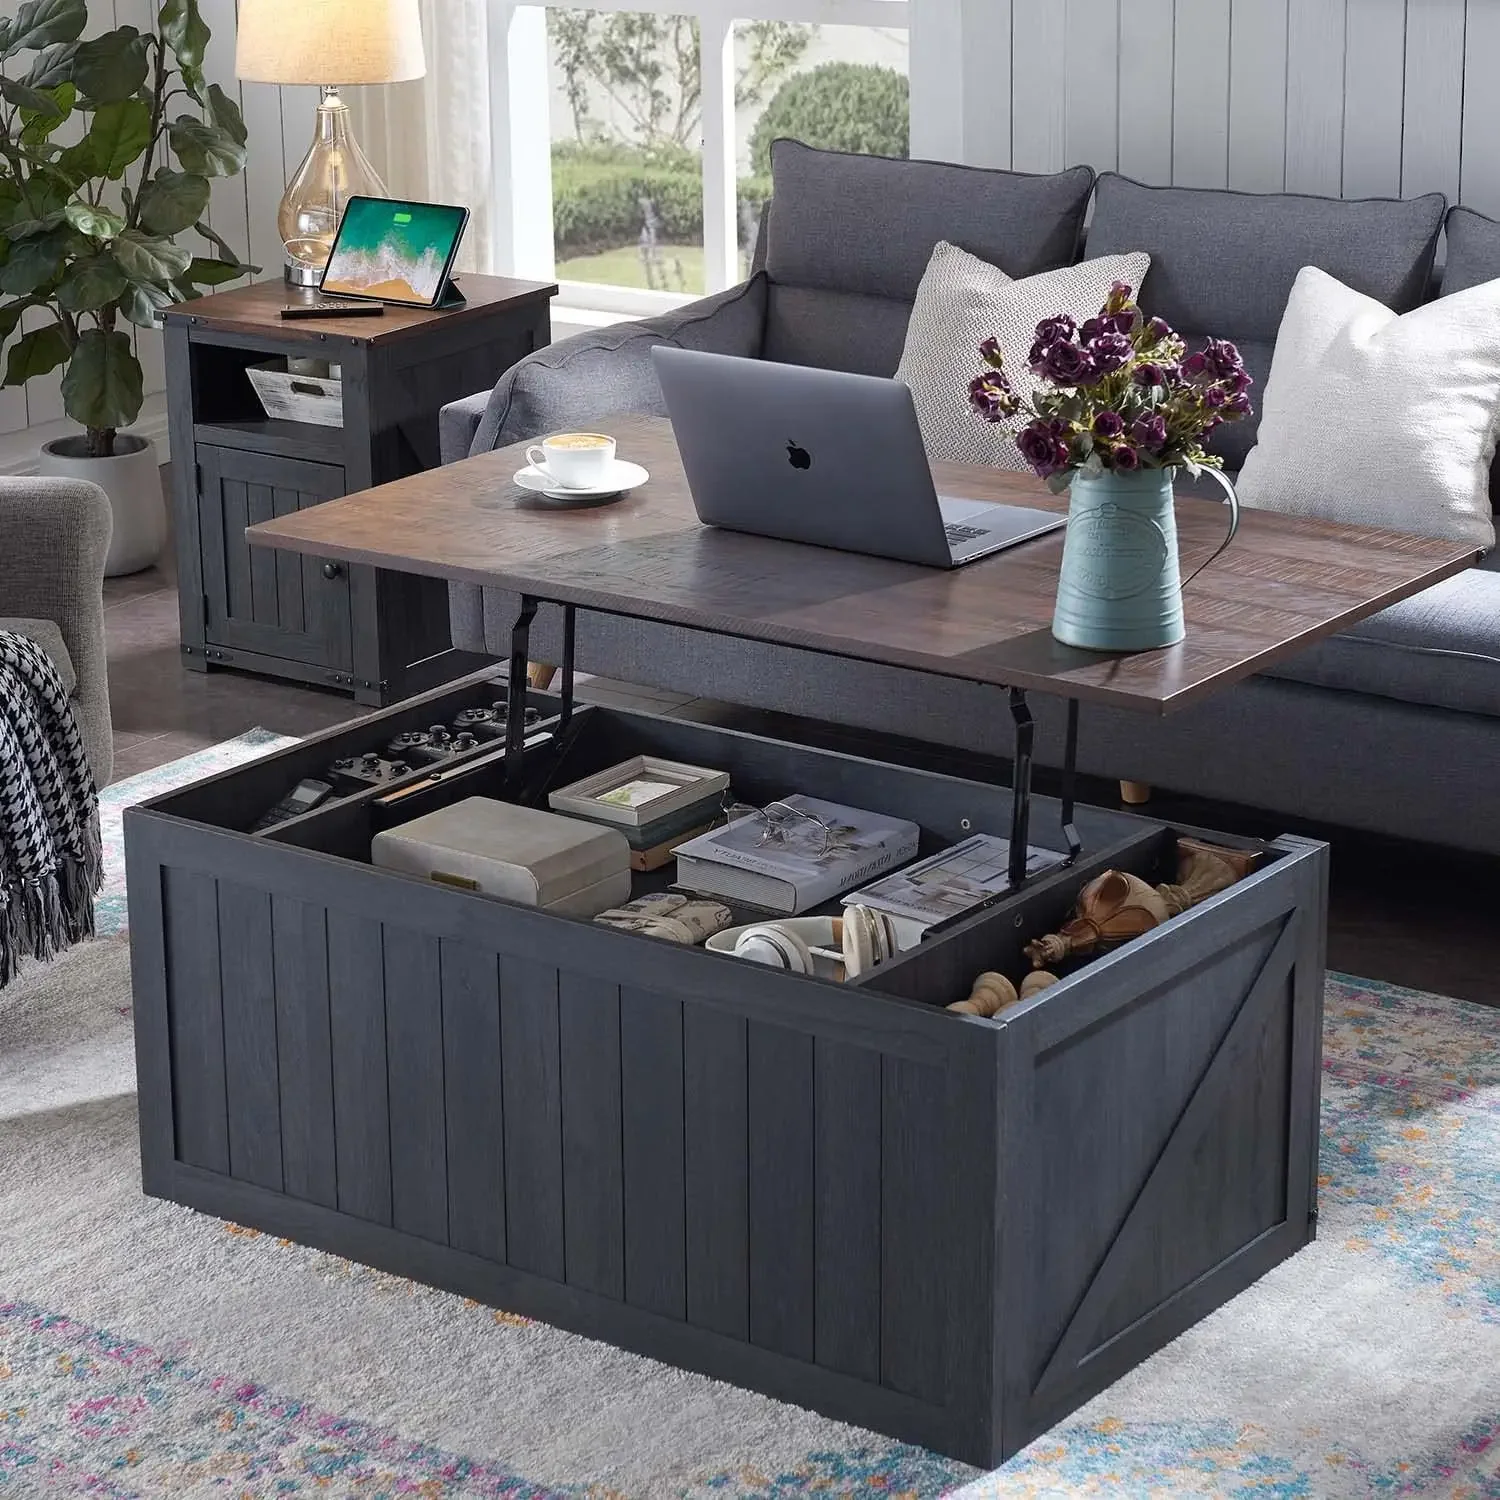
[895,241,1152,470]
[1237,266,1500,549]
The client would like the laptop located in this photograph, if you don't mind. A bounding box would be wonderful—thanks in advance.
[651,347,1066,568]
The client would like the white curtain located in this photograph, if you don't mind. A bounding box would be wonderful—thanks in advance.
[347,0,495,275]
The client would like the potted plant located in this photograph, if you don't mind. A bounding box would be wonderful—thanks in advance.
[969,282,1253,652]
[0,0,253,575]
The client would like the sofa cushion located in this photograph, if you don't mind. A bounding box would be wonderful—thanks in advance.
[761,141,1095,375]
[1085,174,1447,470]
[0,617,76,694]
[1261,568,1500,717]
[1442,206,1500,294]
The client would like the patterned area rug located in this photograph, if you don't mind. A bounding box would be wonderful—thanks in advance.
[0,739,1492,1496]
[96,730,297,936]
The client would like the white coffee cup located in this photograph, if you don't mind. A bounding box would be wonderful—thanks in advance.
[526,432,616,489]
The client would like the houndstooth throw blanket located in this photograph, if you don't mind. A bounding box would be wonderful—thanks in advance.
[0,630,101,986]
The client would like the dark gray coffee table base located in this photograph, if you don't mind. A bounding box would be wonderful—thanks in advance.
[126,680,1327,1468]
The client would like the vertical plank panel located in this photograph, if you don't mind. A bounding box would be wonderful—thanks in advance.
[240,81,290,283]
[164,867,228,1173]
[1401,0,1465,198]
[684,1005,748,1338]
[1228,0,1290,190]
[199,0,254,285]
[1118,0,1176,183]
[1342,0,1407,197]
[560,973,625,1300]
[384,928,447,1244]
[218,881,282,1191]
[326,908,392,1225]
[1460,0,1500,214]
[273,486,306,635]
[222,478,252,619]
[1064,0,1120,173]
[814,1039,882,1382]
[1010,3,1068,172]
[621,987,686,1320]
[441,940,506,1261]
[247,483,279,625]
[500,956,564,1279]
[880,1056,948,1402]
[1173,0,1233,187]
[747,1022,814,1362]
[273,895,337,1209]
[1285,0,1348,193]
[961,0,1013,170]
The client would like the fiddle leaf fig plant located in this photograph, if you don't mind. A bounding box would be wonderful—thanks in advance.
[0,0,255,457]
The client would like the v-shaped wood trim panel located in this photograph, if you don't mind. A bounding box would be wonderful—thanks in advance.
[1034,908,1301,1397]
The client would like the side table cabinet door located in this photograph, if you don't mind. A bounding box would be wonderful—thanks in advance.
[197,447,353,673]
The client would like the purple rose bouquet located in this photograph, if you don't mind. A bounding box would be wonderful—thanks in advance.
[967,283,1254,491]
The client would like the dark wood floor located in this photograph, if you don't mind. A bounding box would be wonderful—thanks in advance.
[106,474,1499,1007]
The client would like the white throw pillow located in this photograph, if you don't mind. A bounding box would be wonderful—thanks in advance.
[1237,266,1500,549]
[895,241,1152,470]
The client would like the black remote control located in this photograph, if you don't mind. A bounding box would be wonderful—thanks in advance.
[280,301,385,320]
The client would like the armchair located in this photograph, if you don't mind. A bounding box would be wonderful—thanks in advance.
[0,476,114,787]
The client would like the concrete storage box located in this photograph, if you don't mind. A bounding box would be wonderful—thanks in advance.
[125,680,1327,1466]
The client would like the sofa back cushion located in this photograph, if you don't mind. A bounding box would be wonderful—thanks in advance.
[1443,205,1500,294]
[761,140,1096,376]
[1085,173,1447,469]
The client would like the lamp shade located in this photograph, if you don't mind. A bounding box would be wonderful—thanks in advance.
[236,0,426,85]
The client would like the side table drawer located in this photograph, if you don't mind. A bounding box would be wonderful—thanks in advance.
[197,446,352,674]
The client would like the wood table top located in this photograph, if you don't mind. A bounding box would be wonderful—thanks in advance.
[162,274,558,348]
[246,414,1479,715]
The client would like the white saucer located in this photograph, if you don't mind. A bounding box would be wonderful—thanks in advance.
[514,459,648,500]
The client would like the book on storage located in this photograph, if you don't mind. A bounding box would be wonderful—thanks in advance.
[845,832,1065,941]
[672,794,920,915]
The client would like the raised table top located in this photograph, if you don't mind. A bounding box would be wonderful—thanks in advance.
[162,274,558,348]
[246,414,1478,715]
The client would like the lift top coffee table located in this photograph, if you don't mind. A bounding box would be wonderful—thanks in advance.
[246,413,1477,883]
[118,414,1474,1468]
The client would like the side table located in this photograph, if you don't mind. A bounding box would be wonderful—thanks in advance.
[163,275,556,706]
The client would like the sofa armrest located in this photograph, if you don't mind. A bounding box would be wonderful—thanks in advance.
[440,390,491,466]
[449,272,767,459]
[0,475,113,785]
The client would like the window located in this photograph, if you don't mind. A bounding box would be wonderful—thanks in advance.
[502,0,909,316]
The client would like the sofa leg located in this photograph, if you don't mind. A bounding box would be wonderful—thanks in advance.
[1119,780,1153,806]
[527,662,558,690]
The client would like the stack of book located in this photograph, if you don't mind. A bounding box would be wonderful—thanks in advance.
[672,794,920,915]
[548,756,730,871]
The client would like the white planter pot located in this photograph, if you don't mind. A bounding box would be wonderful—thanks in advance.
[39,433,166,577]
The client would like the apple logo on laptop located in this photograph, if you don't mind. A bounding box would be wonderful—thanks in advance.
[786,440,812,470]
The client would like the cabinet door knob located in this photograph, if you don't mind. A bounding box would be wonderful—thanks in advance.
[322,561,343,580]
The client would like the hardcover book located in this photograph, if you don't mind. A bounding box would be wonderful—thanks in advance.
[672,794,920,915]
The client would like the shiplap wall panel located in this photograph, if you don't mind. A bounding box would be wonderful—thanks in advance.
[1063,0,1119,174]
[1284,0,1348,194]
[3,0,311,436]
[1010,4,1069,173]
[1460,3,1500,214]
[1401,0,1466,200]
[1117,0,1175,183]
[960,0,1012,171]
[1173,0,1232,188]
[1342,0,1407,198]
[1227,0,1289,192]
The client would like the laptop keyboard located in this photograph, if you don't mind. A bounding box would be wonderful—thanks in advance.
[944,522,989,544]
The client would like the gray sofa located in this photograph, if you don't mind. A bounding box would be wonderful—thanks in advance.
[442,140,1500,856]
[0,476,113,787]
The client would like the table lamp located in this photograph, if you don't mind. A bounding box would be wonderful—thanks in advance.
[236,0,427,286]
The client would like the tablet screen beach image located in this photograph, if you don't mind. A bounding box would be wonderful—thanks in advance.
[322,199,466,304]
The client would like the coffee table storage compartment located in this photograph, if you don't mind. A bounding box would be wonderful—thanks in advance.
[126,694,1327,1467]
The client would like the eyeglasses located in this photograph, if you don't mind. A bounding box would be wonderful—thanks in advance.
[719,795,860,860]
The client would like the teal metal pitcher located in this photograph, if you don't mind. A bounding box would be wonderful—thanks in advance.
[1052,467,1239,652]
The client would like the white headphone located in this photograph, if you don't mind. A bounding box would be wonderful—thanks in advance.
[731,905,897,979]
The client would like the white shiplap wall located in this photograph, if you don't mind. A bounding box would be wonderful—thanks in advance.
[0,0,314,440]
[916,0,1500,215]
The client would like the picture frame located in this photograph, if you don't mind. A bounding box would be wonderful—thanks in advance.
[547,756,730,830]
